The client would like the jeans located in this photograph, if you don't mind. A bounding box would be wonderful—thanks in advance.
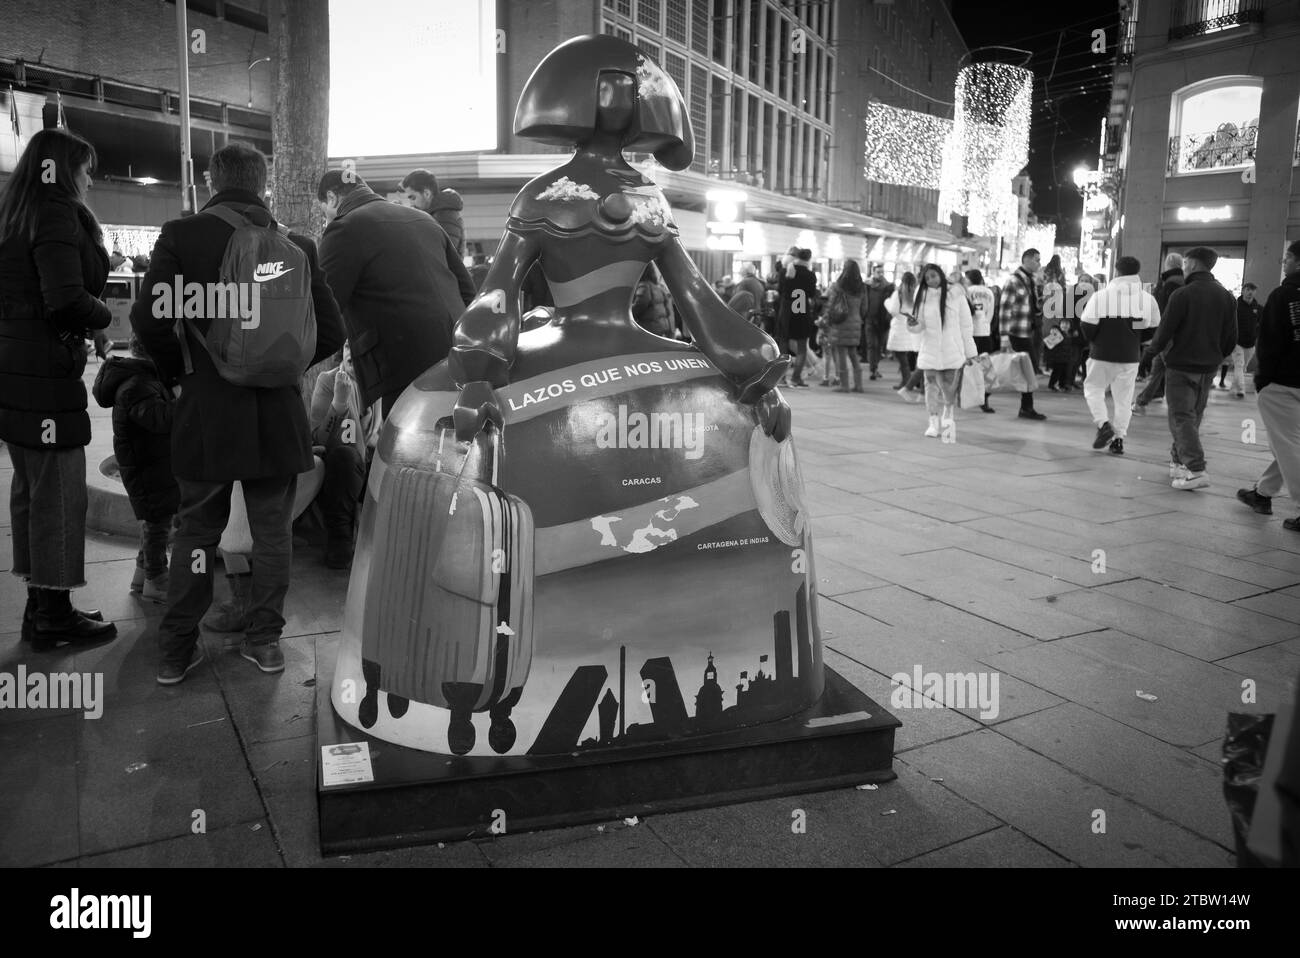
[1136,353,1166,406]
[6,443,87,589]
[1165,368,1214,473]
[1230,346,1255,395]
[1256,384,1300,499]
[862,324,881,373]
[789,337,809,383]
[832,346,862,390]
[159,474,297,663]
[923,369,961,415]
[1083,360,1138,438]
[319,444,366,538]
[137,517,174,579]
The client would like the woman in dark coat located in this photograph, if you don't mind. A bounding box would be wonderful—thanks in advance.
[777,247,819,387]
[0,129,117,649]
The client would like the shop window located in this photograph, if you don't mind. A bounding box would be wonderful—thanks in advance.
[1168,78,1262,175]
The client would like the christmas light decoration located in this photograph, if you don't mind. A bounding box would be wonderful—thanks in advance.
[1021,223,1057,257]
[863,102,951,188]
[939,62,1032,237]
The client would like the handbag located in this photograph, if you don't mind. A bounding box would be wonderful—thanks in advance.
[958,364,985,409]
[827,289,848,325]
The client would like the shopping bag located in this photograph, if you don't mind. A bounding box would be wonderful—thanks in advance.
[958,364,985,409]
[1043,327,1064,351]
[1247,675,1298,865]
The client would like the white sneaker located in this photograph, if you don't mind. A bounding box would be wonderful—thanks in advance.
[1168,461,1188,480]
[924,416,940,438]
[1172,471,1210,490]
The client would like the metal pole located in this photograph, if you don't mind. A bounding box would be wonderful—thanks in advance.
[176,0,199,214]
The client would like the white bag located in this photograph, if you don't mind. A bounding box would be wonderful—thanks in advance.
[958,364,986,409]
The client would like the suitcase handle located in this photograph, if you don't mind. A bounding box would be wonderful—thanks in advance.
[438,419,502,492]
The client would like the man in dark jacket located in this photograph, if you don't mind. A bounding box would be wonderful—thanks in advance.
[1228,282,1262,398]
[131,143,345,684]
[777,248,819,387]
[862,264,895,380]
[318,170,474,416]
[1143,246,1237,489]
[400,168,466,258]
[1238,240,1300,529]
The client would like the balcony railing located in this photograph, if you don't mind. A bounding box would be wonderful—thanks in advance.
[1167,122,1257,174]
[1169,0,1264,40]
[1117,16,1137,64]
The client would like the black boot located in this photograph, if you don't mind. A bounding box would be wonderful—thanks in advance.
[23,587,104,643]
[1018,392,1046,421]
[32,589,117,652]
[324,526,355,570]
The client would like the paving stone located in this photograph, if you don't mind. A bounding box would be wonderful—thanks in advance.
[1101,542,1300,592]
[1050,588,1267,662]
[861,487,994,524]
[1246,549,1300,573]
[245,734,320,868]
[902,548,1080,599]
[895,825,1075,868]
[825,649,983,753]
[0,715,80,866]
[1098,579,1300,643]
[808,555,890,597]
[995,703,1232,847]
[1232,589,1300,626]
[915,578,1102,641]
[482,821,684,868]
[79,820,283,867]
[986,630,1285,747]
[901,731,1234,867]
[834,585,1039,655]
[77,693,262,855]
[211,632,320,745]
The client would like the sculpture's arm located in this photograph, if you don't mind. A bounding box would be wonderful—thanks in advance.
[448,227,541,440]
[656,235,790,441]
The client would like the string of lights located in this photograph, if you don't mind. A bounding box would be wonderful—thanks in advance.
[863,101,951,188]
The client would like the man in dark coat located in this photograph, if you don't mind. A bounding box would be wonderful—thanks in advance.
[862,264,895,380]
[130,143,345,684]
[318,170,475,416]
[401,168,466,257]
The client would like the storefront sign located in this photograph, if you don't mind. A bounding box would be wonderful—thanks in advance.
[1180,204,1227,222]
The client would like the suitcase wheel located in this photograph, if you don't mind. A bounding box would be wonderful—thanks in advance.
[448,712,476,755]
[488,716,517,754]
[387,693,410,719]
[359,659,380,729]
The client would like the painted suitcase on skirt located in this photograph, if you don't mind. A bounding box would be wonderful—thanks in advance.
[360,421,535,755]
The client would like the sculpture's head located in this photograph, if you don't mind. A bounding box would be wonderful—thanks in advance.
[514,34,693,171]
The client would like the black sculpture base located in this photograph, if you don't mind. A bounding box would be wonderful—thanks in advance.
[316,663,900,854]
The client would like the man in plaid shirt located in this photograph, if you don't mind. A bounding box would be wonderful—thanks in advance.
[999,248,1047,420]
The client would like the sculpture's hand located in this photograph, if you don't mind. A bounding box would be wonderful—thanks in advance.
[754,389,791,443]
[453,380,504,442]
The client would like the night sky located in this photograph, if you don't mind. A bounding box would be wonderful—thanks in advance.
[949,1,1120,245]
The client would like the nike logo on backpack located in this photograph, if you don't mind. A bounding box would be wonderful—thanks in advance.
[253,262,294,282]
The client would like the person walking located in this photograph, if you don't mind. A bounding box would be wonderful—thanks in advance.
[999,249,1047,419]
[131,143,345,683]
[964,269,997,413]
[862,263,895,381]
[400,168,466,257]
[911,264,976,439]
[1229,282,1262,399]
[887,270,923,403]
[736,262,766,313]
[1142,246,1237,490]
[777,247,818,387]
[1079,256,1161,455]
[1237,240,1300,527]
[632,262,674,337]
[1134,252,1185,409]
[825,259,868,393]
[0,129,117,651]
[318,169,474,418]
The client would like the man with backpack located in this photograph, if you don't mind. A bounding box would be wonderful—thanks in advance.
[131,143,344,685]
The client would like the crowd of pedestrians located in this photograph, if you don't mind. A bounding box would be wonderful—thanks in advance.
[3,127,1300,685]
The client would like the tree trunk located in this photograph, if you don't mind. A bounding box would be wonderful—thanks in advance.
[270,0,329,241]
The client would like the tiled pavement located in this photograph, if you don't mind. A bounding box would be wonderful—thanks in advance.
[3,368,1298,868]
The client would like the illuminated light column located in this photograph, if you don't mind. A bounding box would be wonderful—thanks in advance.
[940,62,1032,236]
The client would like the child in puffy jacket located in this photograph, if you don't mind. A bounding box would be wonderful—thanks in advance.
[92,336,178,602]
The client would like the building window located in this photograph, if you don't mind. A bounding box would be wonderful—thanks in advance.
[691,0,710,54]
[617,0,632,16]
[602,19,617,35]
[748,0,762,84]
[664,51,687,98]
[617,26,633,42]
[1169,0,1265,41]
[636,38,663,64]
[665,0,687,44]
[636,0,661,31]
[690,64,709,172]
[710,75,727,172]
[1168,78,1262,175]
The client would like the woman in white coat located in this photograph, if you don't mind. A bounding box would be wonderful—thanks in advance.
[886,271,923,403]
[909,264,977,439]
